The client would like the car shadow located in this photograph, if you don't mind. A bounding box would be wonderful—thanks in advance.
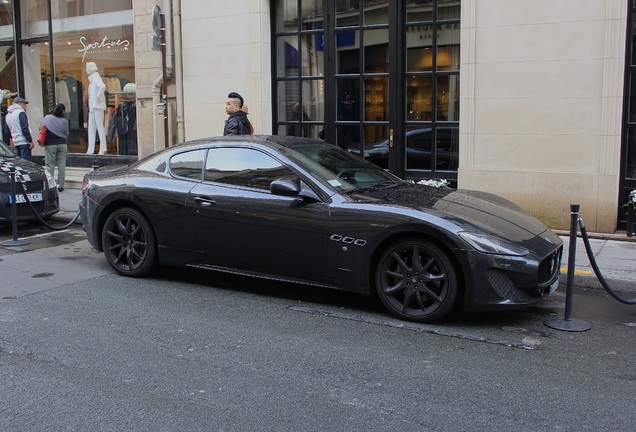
[152,266,561,330]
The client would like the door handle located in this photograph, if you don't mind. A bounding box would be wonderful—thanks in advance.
[389,128,394,148]
[194,196,215,207]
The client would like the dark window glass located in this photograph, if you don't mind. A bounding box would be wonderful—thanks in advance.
[275,0,325,140]
[301,0,325,31]
[407,75,433,120]
[437,1,460,20]
[205,148,299,190]
[364,28,388,74]
[406,127,432,170]
[336,30,361,74]
[405,125,458,171]
[169,150,206,180]
[336,0,360,27]
[626,127,636,179]
[629,72,636,122]
[435,126,459,170]
[436,74,459,121]
[364,0,388,25]
[364,77,388,122]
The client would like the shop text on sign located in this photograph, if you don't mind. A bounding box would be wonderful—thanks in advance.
[78,36,130,62]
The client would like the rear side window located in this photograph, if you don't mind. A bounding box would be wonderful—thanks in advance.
[169,150,206,179]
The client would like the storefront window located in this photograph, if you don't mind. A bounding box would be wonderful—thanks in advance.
[51,24,135,154]
[16,0,135,155]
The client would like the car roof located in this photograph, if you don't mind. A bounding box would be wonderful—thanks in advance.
[132,135,334,168]
[168,135,330,153]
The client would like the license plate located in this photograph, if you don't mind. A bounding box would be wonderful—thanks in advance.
[8,193,43,204]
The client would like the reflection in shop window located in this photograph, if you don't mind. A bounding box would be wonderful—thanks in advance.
[52,24,136,155]
[436,75,459,122]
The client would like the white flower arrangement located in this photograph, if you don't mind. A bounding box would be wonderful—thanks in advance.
[406,179,450,188]
[626,190,636,210]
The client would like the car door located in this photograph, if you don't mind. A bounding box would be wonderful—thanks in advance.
[184,146,330,283]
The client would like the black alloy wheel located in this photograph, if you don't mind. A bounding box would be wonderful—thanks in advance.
[375,240,458,322]
[102,207,157,277]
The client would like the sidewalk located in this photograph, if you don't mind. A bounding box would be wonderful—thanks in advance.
[51,187,636,296]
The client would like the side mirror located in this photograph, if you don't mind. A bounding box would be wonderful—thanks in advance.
[270,178,300,196]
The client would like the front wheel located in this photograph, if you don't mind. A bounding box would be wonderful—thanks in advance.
[102,207,157,277]
[375,239,459,323]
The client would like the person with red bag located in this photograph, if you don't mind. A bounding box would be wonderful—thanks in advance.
[39,103,69,191]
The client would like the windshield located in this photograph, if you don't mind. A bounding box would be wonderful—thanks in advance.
[285,143,403,193]
[0,139,16,157]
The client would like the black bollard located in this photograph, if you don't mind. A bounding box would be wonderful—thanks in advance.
[544,204,590,331]
[0,166,30,246]
[628,204,634,237]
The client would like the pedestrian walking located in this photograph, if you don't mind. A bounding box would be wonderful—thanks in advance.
[223,92,252,135]
[40,103,70,191]
[240,104,255,135]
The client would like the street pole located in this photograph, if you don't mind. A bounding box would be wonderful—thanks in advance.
[160,11,169,149]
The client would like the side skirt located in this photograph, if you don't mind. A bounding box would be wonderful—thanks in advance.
[186,263,343,291]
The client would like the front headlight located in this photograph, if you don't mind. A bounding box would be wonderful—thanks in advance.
[458,231,529,256]
[44,170,57,189]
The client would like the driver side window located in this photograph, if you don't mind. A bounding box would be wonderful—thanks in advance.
[205,147,300,190]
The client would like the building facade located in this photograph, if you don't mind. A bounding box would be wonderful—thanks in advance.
[2,0,636,233]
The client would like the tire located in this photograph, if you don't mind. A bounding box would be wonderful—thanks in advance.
[102,207,157,277]
[375,239,459,323]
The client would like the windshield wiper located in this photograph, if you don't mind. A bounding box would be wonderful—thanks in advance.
[345,180,402,193]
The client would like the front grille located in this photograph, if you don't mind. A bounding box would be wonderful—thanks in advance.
[538,246,562,286]
[14,201,47,218]
[0,180,46,194]
[486,269,535,301]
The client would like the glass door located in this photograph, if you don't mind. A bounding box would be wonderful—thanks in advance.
[621,4,636,231]
[333,0,390,166]
[402,0,460,182]
[273,0,460,182]
[332,0,460,181]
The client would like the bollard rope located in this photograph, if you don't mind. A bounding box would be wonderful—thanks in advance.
[17,181,80,231]
[578,217,636,305]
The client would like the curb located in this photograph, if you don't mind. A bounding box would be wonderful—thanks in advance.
[559,273,636,296]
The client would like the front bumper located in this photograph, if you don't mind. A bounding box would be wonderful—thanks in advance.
[463,240,563,311]
[0,190,59,223]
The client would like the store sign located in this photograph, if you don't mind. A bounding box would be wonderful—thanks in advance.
[78,36,131,62]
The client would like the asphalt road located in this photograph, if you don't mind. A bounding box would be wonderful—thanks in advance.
[1,225,635,431]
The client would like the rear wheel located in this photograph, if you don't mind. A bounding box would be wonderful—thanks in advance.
[102,207,156,277]
[375,239,458,322]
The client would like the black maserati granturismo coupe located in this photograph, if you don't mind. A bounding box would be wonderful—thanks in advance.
[80,135,562,322]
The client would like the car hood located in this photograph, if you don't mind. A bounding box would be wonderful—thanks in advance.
[351,184,552,241]
[0,156,47,182]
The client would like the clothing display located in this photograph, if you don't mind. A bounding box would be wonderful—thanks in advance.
[31,66,135,155]
[55,73,85,145]
[86,63,107,154]
[108,98,137,155]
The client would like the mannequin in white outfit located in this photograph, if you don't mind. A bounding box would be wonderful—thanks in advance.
[85,62,107,154]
